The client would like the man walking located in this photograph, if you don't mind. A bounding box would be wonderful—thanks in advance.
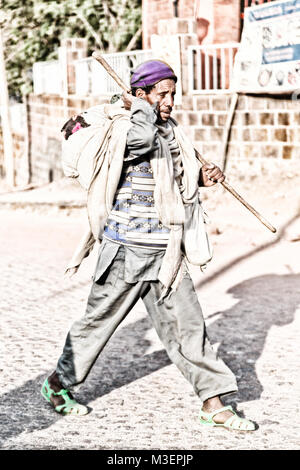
[41,60,255,432]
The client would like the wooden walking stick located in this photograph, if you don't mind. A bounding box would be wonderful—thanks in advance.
[194,149,277,233]
[92,50,277,234]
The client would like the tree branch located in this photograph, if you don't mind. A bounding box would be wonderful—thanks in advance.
[125,26,142,51]
[76,9,104,52]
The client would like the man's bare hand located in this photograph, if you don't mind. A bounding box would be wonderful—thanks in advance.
[199,163,225,187]
[122,91,134,110]
[64,267,78,278]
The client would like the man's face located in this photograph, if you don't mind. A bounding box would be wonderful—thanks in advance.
[144,78,176,122]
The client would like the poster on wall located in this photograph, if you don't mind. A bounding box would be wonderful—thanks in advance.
[231,0,300,93]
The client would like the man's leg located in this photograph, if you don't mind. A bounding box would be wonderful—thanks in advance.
[141,268,255,430]
[42,246,147,414]
[142,269,238,402]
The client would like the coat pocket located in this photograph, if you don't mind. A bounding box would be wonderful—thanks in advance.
[92,240,120,283]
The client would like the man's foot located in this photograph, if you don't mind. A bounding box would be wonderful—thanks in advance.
[199,396,255,431]
[41,371,89,416]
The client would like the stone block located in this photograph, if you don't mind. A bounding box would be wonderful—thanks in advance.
[47,105,61,117]
[251,128,269,142]
[187,112,200,126]
[243,129,251,141]
[288,128,300,141]
[176,19,190,34]
[201,113,215,126]
[259,112,274,125]
[243,144,261,159]
[181,95,193,110]
[242,112,257,125]
[194,96,210,111]
[67,98,82,108]
[232,111,242,126]
[211,96,228,111]
[68,107,81,116]
[273,128,288,142]
[210,128,223,140]
[90,96,110,106]
[202,143,220,158]
[193,128,209,141]
[229,128,239,141]
[293,112,300,124]
[172,111,187,126]
[266,97,286,110]
[282,145,293,159]
[44,105,60,118]
[217,114,227,126]
[262,145,280,158]
[236,95,247,110]
[54,107,68,118]
[158,18,191,35]
[286,97,300,110]
[181,65,190,95]
[28,95,40,106]
[43,95,64,106]
[278,112,290,125]
[248,96,268,110]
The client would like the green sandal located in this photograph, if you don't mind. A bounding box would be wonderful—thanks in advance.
[41,378,89,416]
[199,405,255,431]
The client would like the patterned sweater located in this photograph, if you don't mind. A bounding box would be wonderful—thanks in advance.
[103,98,182,249]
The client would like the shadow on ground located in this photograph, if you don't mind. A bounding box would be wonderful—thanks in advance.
[1,273,299,446]
[206,273,300,404]
[196,208,300,290]
[0,315,170,446]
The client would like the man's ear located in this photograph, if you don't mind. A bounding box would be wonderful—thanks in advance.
[135,88,146,99]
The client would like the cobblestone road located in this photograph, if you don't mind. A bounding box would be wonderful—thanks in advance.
[1,179,300,450]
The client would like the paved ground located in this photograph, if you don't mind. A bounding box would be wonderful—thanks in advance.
[0,171,300,450]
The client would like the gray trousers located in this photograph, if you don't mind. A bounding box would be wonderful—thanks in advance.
[56,246,238,403]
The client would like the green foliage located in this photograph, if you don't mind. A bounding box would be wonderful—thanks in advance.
[1,0,142,99]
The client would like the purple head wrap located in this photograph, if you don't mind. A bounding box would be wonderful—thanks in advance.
[130,60,177,88]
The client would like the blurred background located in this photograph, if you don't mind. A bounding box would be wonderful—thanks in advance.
[1,0,300,189]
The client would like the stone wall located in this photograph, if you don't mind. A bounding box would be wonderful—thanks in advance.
[198,0,241,44]
[0,131,26,183]
[3,91,300,186]
[142,0,196,49]
[3,10,300,187]
[27,94,109,184]
[172,93,300,169]
[142,0,241,48]
[28,91,300,180]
